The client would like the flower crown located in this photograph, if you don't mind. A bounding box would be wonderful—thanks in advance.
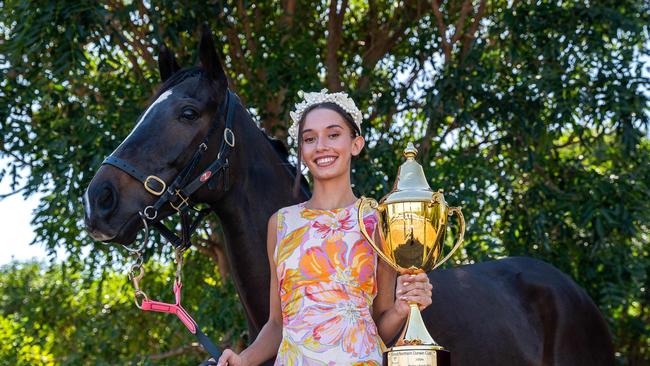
[288,89,363,141]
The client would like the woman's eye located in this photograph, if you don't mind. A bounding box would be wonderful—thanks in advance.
[328,133,340,139]
[303,137,316,144]
[181,107,199,121]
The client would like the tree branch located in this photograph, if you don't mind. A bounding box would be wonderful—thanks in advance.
[262,87,289,137]
[450,0,473,44]
[460,0,488,63]
[357,0,426,92]
[0,149,34,169]
[106,1,155,71]
[105,13,146,80]
[281,0,297,30]
[431,0,452,63]
[237,0,257,55]
[0,185,28,199]
[221,18,255,84]
[326,0,348,91]
[195,236,229,280]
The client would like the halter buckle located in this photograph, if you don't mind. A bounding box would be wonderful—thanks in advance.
[170,190,190,211]
[224,128,235,147]
[144,175,166,196]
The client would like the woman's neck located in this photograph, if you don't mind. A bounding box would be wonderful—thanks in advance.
[308,174,357,210]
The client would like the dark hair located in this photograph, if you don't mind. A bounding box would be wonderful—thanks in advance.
[292,102,360,197]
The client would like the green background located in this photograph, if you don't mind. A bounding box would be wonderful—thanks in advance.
[1,1,648,364]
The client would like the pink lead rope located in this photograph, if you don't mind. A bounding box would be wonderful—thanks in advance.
[138,280,198,334]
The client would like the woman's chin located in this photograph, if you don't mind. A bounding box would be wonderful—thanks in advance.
[311,169,346,181]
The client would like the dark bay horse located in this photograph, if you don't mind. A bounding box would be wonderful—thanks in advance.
[84,27,615,365]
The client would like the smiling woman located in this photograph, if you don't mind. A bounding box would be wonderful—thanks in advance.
[215,89,434,366]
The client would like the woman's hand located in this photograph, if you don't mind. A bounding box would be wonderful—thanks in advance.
[394,272,433,317]
[216,349,246,366]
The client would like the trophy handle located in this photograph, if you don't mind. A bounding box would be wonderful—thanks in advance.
[433,206,465,270]
[358,197,401,272]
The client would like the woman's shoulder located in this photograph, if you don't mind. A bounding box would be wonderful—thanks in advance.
[273,202,308,222]
[277,201,306,214]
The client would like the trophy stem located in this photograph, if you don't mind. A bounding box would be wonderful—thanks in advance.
[397,303,442,349]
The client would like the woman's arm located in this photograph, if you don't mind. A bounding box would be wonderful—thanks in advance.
[217,213,284,366]
[372,259,406,343]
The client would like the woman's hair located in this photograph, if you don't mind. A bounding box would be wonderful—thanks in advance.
[292,102,360,197]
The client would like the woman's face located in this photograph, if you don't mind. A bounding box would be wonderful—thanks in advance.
[300,107,364,181]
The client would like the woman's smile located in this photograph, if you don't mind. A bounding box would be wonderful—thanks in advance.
[314,155,338,167]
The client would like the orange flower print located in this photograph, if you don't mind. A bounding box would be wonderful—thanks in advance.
[301,288,379,357]
[300,238,376,295]
[278,266,304,326]
[311,209,354,239]
[290,237,379,357]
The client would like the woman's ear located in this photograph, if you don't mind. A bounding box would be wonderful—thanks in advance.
[351,135,365,156]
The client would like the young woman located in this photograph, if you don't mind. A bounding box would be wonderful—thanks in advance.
[217,89,433,365]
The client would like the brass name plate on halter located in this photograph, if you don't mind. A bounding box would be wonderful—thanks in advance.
[358,142,465,366]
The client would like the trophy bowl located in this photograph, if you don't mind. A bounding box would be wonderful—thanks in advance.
[357,142,465,366]
[359,193,464,274]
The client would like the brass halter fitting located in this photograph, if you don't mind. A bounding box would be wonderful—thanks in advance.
[144,175,166,196]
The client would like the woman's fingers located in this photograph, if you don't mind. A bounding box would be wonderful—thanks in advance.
[398,272,429,285]
[396,273,433,310]
[217,349,233,366]
[401,294,433,308]
[397,274,432,293]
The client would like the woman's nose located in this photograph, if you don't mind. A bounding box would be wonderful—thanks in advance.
[315,136,330,151]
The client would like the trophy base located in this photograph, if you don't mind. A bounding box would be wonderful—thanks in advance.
[385,345,450,366]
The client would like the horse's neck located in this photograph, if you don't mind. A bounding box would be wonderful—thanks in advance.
[209,107,305,335]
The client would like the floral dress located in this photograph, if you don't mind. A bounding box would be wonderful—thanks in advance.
[273,199,385,366]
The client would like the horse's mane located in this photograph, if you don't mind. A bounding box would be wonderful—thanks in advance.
[262,132,289,159]
[261,130,311,196]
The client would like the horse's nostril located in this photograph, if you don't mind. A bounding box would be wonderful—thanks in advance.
[96,183,118,218]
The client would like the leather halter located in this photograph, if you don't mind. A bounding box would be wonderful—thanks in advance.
[102,89,238,250]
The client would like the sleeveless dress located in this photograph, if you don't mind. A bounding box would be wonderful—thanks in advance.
[273,199,385,365]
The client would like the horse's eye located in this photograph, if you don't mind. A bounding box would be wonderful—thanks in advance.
[181,107,199,121]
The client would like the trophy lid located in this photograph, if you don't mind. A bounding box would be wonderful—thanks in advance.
[381,142,444,204]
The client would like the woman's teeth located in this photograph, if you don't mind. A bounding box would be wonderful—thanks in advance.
[315,156,336,167]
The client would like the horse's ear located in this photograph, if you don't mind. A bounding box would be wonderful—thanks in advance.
[198,24,228,89]
[158,44,180,82]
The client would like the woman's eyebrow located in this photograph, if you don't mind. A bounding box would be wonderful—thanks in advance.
[302,124,344,134]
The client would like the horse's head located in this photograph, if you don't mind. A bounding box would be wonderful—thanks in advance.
[84,27,231,244]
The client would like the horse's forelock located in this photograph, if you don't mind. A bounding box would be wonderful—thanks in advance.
[150,67,217,103]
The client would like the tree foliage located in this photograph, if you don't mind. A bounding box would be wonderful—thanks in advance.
[1,0,648,364]
[0,251,246,365]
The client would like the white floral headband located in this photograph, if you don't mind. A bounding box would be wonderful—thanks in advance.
[288,89,363,141]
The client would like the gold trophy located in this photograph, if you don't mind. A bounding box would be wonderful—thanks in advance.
[357,142,465,366]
